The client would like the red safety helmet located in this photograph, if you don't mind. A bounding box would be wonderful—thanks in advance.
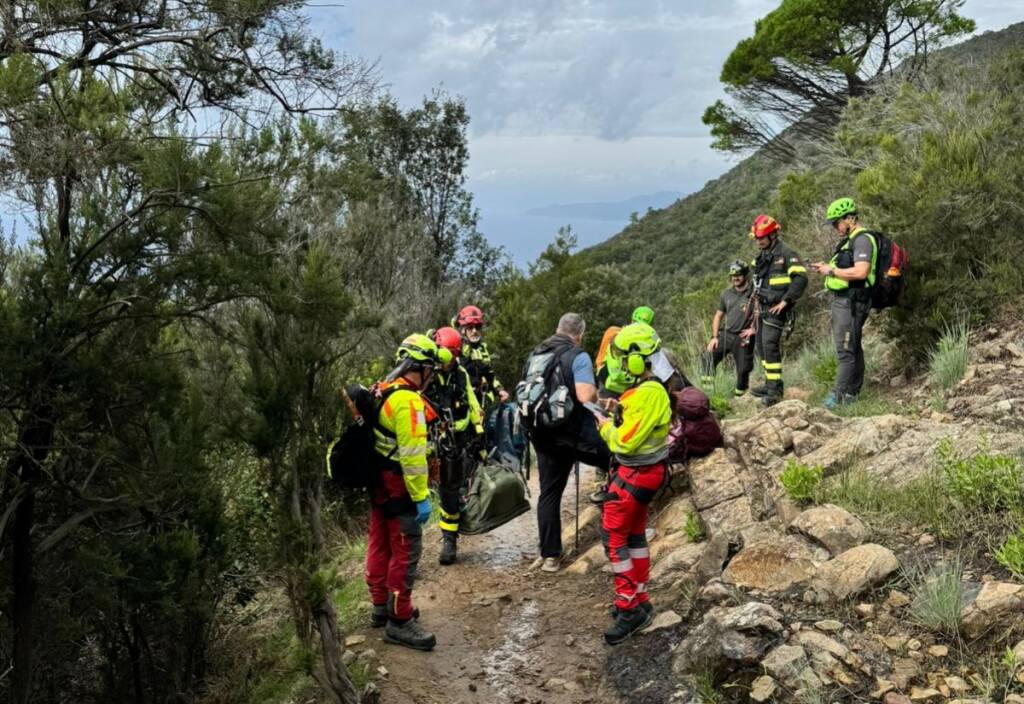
[433,327,462,357]
[456,305,484,327]
[750,214,780,239]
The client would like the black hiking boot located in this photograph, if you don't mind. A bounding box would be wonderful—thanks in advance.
[749,384,772,398]
[609,600,654,618]
[604,606,653,645]
[588,488,610,504]
[384,618,437,651]
[439,532,458,566]
[370,599,419,628]
[761,393,782,408]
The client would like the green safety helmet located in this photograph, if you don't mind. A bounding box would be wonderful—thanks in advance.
[826,197,857,222]
[631,305,655,325]
[395,333,446,366]
[611,323,661,378]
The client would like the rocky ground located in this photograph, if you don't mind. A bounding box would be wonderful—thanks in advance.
[344,325,1024,704]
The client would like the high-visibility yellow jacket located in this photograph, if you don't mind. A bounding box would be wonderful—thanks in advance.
[427,364,484,436]
[462,341,503,399]
[599,378,671,467]
[374,379,430,503]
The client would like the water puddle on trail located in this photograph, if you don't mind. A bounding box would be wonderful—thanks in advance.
[481,598,540,702]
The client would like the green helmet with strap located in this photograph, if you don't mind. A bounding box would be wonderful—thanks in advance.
[631,305,655,325]
[612,322,661,379]
[395,333,445,366]
[826,197,857,222]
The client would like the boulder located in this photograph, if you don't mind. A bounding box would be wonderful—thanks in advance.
[789,504,869,556]
[696,531,731,582]
[560,504,602,555]
[760,644,820,690]
[808,544,899,601]
[721,535,818,593]
[961,581,1024,638]
[699,495,757,540]
[654,495,698,536]
[688,450,745,510]
[672,602,784,678]
[650,542,705,582]
[564,541,607,575]
[749,675,776,703]
[642,610,683,633]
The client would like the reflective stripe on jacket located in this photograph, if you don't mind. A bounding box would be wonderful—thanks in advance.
[599,379,671,466]
[754,240,808,305]
[375,380,430,503]
[825,227,877,292]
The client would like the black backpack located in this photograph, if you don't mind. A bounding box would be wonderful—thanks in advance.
[515,341,578,434]
[863,230,909,310]
[326,384,398,490]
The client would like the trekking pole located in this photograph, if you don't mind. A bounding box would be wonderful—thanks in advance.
[574,459,580,555]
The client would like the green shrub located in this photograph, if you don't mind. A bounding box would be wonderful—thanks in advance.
[928,319,970,395]
[684,512,706,543]
[995,529,1024,580]
[780,460,824,503]
[906,560,963,634]
[936,438,1024,515]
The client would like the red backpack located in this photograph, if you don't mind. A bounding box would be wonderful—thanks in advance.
[668,387,723,462]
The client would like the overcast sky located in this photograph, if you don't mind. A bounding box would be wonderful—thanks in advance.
[312,1,1024,265]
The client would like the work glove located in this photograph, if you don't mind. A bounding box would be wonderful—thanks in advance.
[415,498,432,525]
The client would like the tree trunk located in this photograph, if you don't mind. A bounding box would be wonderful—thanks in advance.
[9,408,55,704]
[313,597,361,704]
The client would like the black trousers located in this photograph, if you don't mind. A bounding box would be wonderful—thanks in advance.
[831,295,871,397]
[756,312,787,394]
[438,433,476,535]
[700,331,754,392]
[535,429,610,558]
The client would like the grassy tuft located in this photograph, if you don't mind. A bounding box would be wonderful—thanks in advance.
[905,559,964,634]
[684,512,705,543]
[928,319,969,396]
[780,459,824,503]
[995,529,1024,580]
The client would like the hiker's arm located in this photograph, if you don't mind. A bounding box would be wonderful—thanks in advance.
[575,382,597,403]
[708,310,723,350]
[463,368,485,435]
[828,260,870,281]
[393,395,430,502]
[599,385,668,454]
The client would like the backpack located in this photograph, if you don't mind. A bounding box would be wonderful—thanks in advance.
[326,384,397,490]
[486,401,530,472]
[515,342,578,433]
[864,231,909,310]
[458,459,531,535]
[667,387,723,462]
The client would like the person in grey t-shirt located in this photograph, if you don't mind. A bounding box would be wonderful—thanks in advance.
[700,260,756,396]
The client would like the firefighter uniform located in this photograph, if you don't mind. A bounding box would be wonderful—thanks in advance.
[461,340,503,407]
[365,378,430,623]
[599,379,671,613]
[752,240,808,400]
[425,363,484,538]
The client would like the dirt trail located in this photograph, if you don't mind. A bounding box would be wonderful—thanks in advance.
[356,466,631,704]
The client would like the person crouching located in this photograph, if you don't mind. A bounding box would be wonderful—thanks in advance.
[596,323,671,645]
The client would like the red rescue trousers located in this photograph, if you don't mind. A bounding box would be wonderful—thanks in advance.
[601,462,667,610]
[365,504,423,621]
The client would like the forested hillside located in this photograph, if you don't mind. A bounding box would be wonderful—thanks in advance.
[575,21,1024,311]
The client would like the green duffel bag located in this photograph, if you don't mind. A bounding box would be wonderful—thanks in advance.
[459,460,531,536]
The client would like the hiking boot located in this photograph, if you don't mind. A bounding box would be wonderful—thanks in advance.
[761,394,782,408]
[384,618,436,651]
[604,605,653,645]
[749,384,771,398]
[733,388,748,398]
[588,488,610,504]
[439,532,458,566]
[370,601,420,628]
[823,391,839,411]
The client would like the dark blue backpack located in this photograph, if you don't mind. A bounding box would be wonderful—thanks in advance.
[486,402,531,475]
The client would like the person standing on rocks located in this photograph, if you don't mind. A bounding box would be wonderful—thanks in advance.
[700,260,756,397]
[811,197,876,410]
[523,313,611,573]
[594,323,672,644]
[749,214,808,407]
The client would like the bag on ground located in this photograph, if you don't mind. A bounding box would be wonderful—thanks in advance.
[668,387,723,462]
[459,460,532,535]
